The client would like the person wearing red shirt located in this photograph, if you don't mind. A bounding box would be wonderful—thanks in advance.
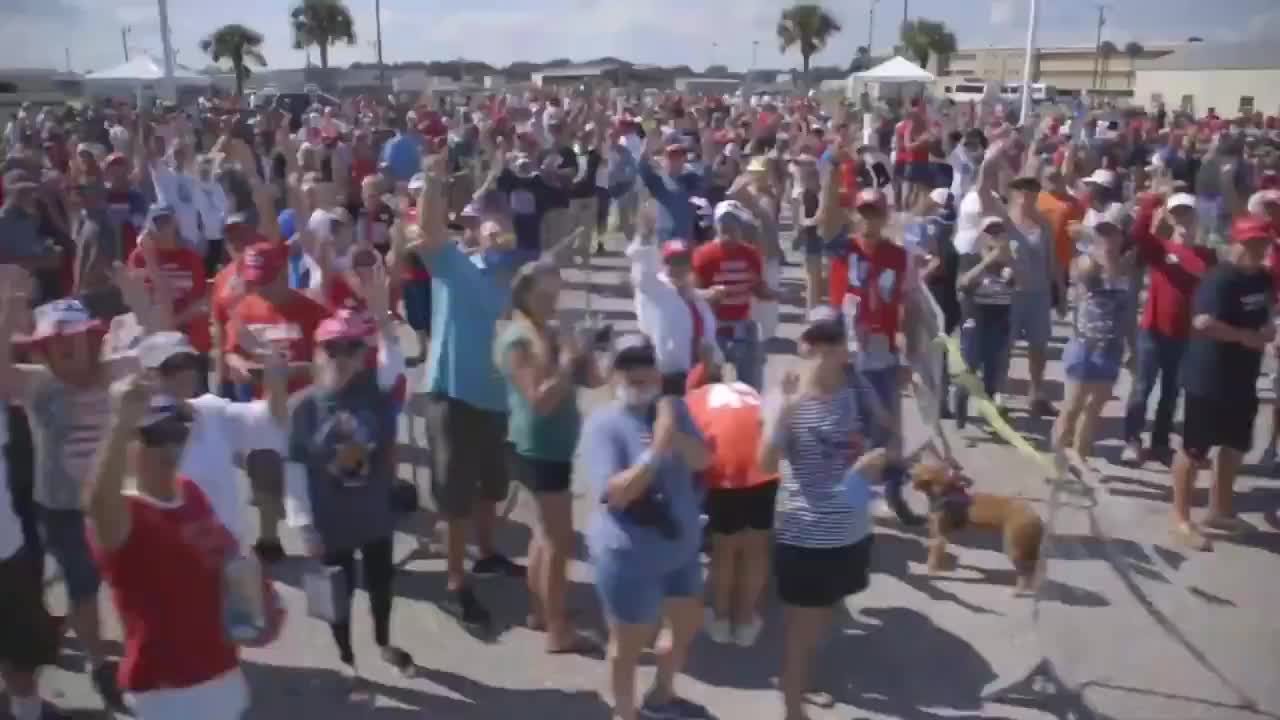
[826,188,913,511]
[1249,190,1280,466]
[102,153,147,261]
[685,368,776,648]
[895,100,933,211]
[226,241,329,562]
[1121,192,1217,465]
[691,200,772,389]
[128,209,212,393]
[86,382,283,720]
[212,213,271,401]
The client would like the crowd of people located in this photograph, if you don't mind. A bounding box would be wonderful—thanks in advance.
[0,85,1278,720]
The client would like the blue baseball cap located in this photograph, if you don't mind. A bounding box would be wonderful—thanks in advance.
[278,208,297,241]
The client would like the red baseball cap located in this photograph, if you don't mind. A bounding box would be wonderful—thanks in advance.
[1231,216,1275,244]
[854,188,888,211]
[104,152,129,167]
[316,308,375,344]
[240,241,287,286]
[661,240,692,262]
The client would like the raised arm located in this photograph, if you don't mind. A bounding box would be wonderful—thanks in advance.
[85,375,151,552]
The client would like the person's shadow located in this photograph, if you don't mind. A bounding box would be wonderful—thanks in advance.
[243,660,613,719]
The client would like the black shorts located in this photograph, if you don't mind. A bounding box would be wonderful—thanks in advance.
[424,394,510,518]
[705,481,778,535]
[0,548,60,673]
[774,536,874,608]
[1182,393,1256,459]
[507,447,573,494]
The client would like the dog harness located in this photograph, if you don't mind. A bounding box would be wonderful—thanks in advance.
[931,485,972,529]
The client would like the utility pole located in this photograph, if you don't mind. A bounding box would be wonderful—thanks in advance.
[1018,0,1040,125]
[903,0,909,27]
[64,47,71,73]
[375,0,386,87]
[1091,4,1106,93]
[121,26,131,61]
[752,40,759,70]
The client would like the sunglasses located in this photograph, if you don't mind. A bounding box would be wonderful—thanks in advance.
[321,339,367,358]
[158,353,200,375]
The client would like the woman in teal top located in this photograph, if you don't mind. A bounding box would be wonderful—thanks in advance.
[496,260,603,654]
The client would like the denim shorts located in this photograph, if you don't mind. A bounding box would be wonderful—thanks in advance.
[1010,291,1052,347]
[593,550,702,625]
[1062,338,1123,383]
[37,507,101,603]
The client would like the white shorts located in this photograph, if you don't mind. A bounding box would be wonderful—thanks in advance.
[753,258,783,340]
[129,667,249,720]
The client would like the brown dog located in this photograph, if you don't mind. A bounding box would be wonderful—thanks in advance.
[910,462,1044,595]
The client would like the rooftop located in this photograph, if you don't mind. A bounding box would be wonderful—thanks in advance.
[1137,42,1280,71]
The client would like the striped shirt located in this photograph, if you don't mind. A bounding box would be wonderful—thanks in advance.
[772,388,871,548]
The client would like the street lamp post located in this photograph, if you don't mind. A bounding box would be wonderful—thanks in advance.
[867,0,879,56]
[752,40,759,70]
[1018,0,1040,125]
[157,0,176,100]
[375,0,386,87]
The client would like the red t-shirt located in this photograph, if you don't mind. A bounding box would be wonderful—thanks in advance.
[211,264,240,351]
[685,382,775,490]
[128,246,211,353]
[691,241,764,323]
[838,158,858,209]
[895,118,928,165]
[1135,196,1217,339]
[92,478,238,693]
[227,290,329,394]
[828,237,908,351]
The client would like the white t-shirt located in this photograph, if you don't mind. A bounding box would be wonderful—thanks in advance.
[953,190,984,255]
[180,395,285,543]
[0,412,23,561]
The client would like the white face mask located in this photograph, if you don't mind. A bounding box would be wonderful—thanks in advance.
[616,384,659,407]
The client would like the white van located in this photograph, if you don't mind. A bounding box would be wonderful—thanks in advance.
[943,81,998,104]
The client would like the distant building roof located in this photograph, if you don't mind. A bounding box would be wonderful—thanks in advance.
[1138,43,1280,72]
[536,63,620,78]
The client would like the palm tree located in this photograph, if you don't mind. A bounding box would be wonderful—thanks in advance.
[1124,41,1144,89]
[899,18,958,71]
[1098,40,1118,89]
[291,0,356,70]
[200,24,267,97]
[777,3,843,83]
[848,45,873,73]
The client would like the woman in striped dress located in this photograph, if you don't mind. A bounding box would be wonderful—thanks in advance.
[760,306,885,720]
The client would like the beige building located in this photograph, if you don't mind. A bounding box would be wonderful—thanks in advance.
[1134,43,1280,117]
[933,44,1175,95]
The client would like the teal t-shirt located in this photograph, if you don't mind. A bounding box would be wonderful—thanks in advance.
[422,242,508,413]
[496,322,581,462]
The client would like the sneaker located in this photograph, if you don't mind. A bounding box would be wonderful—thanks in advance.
[639,694,714,719]
[90,662,126,711]
[1148,445,1174,466]
[1172,522,1212,551]
[1261,446,1279,471]
[733,616,764,647]
[1030,398,1058,418]
[252,539,286,565]
[379,645,415,676]
[444,586,492,630]
[472,553,526,578]
[1121,441,1144,465]
[704,609,732,644]
[1203,515,1255,536]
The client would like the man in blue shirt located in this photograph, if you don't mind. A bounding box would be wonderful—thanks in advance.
[404,159,523,632]
[380,111,426,185]
[639,139,704,243]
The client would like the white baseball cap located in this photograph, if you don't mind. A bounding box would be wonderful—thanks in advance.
[1083,168,1118,187]
[134,331,197,370]
[1248,189,1280,216]
[1165,193,1197,212]
[1085,202,1128,230]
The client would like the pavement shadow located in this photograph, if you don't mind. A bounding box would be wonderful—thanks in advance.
[825,605,1000,718]
[243,660,613,719]
[873,531,1109,611]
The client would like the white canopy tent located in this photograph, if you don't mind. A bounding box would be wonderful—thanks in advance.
[847,56,935,100]
[83,55,212,101]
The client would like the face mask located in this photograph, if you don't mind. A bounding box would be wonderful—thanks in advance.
[616,384,659,408]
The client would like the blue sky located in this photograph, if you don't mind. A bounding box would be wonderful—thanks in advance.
[3,0,1277,74]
